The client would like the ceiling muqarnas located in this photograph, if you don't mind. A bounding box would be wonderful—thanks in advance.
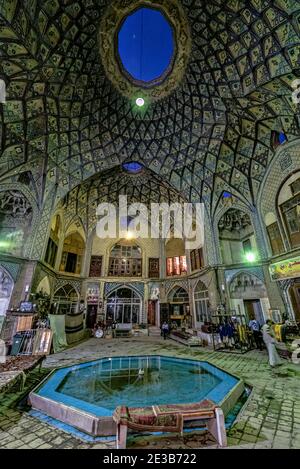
[0,0,299,215]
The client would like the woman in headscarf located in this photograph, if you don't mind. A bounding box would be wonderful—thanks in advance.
[262,320,282,367]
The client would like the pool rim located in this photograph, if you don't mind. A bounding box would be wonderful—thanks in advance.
[29,354,245,437]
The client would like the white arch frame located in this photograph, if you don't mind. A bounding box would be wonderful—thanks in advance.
[193,279,210,326]
[52,283,80,315]
[0,266,14,317]
[105,285,143,325]
[167,285,189,303]
[36,275,51,296]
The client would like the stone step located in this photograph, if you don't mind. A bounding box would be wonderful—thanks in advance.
[148,327,161,337]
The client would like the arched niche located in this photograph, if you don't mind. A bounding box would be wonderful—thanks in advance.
[52,284,79,315]
[229,272,270,324]
[168,286,189,303]
[167,285,190,327]
[264,211,284,256]
[36,276,51,296]
[165,238,187,276]
[59,232,85,275]
[105,286,142,325]
[108,241,142,277]
[218,208,257,265]
[44,214,62,268]
[0,190,33,257]
[0,267,14,316]
[277,170,300,250]
[193,280,210,324]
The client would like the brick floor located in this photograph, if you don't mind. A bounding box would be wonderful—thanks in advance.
[0,337,299,449]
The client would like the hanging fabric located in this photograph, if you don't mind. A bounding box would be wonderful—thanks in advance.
[49,315,68,353]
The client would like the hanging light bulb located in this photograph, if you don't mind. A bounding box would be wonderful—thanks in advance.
[245,251,256,263]
[136,97,145,107]
[126,231,135,240]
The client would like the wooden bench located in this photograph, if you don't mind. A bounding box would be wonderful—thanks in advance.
[113,399,227,449]
[114,324,132,338]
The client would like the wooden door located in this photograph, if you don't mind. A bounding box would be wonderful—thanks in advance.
[147,301,156,326]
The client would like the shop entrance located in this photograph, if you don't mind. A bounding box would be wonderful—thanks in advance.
[86,305,98,328]
[289,281,300,321]
[167,286,191,329]
[194,280,210,327]
[148,300,156,326]
[52,285,79,315]
[105,287,142,325]
[244,299,264,324]
[229,272,270,325]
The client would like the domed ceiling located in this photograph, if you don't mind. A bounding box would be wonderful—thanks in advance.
[59,165,186,233]
[0,0,299,219]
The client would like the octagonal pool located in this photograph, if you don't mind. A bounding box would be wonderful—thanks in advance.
[29,356,244,437]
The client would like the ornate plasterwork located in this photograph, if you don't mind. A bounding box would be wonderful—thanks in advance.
[53,278,82,299]
[0,0,299,208]
[104,281,145,298]
[0,266,14,298]
[225,267,265,286]
[99,0,191,102]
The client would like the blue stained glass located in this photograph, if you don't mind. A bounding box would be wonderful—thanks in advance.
[118,7,174,83]
[279,132,287,145]
[122,162,143,173]
[223,192,232,198]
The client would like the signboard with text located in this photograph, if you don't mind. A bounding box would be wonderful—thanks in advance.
[269,256,300,281]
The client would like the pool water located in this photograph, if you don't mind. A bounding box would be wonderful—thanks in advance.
[57,356,221,411]
[36,356,240,417]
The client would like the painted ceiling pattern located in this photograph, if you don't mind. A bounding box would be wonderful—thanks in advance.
[0,0,299,222]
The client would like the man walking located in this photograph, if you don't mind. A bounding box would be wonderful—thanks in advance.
[262,320,282,368]
[248,317,263,351]
[161,321,169,340]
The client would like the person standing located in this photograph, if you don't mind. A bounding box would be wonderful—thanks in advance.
[262,320,282,367]
[248,318,263,351]
[112,319,117,338]
[161,321,169,340]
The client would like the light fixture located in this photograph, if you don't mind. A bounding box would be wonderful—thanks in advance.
[245,251,256,263]
[136,97,145,107]
[0,240,10,249]
[126,231,134,240]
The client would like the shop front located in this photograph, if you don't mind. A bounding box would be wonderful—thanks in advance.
[52,285,79,315]
[269,256,300,321]
[85,284,100,328]
[193,280,210,328]
[147,283,160,327]
[51,284,84,344]
[167,286,191,329]
[289,281,300,321]
[228,271,270,324]
[105,287,142,326]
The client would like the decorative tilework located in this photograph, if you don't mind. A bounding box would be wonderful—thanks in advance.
[225,267,265,285]
[0,0,298,215]
[0,260,20,282]
[104,282,144,298]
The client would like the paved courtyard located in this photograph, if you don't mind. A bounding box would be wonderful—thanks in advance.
[0,337,300,449]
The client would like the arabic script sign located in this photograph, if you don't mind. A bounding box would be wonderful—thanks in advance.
[269,256,300,281]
